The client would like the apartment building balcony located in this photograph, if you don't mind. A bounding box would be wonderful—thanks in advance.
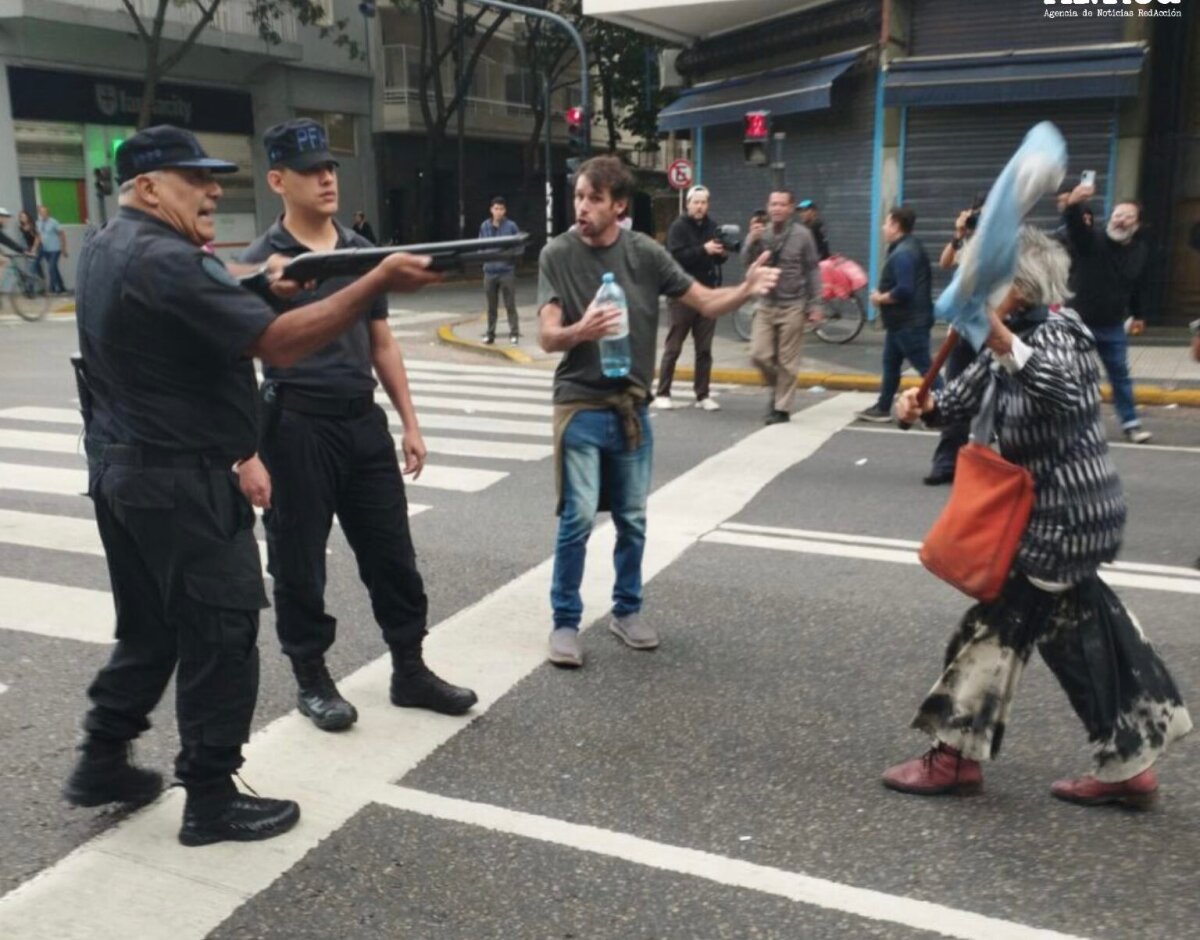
[0,0,302,61]
[380,42,569,143]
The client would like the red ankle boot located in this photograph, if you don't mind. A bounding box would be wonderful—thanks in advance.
[882,743,983,796]
[1050,768,1158,808]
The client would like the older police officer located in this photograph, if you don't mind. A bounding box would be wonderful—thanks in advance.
[64,126,440,846]
[240,119,476,732]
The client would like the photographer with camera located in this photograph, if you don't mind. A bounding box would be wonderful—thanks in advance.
[742,190,822,425]
[939,196,982,270]
[654,185,728,411]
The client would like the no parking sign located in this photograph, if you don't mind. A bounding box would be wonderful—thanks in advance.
[667,158,694,191]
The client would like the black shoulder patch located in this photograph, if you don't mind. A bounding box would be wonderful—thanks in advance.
[199,254,240,288]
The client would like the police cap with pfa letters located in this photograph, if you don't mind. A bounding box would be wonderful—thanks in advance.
[263,119,339,172]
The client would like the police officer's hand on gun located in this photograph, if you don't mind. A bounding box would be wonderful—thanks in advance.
[744,250,781,296]
[575,301,624,341]
[234,454,272,509]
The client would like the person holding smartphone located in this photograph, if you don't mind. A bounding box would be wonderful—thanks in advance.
[1061,176,1153,443]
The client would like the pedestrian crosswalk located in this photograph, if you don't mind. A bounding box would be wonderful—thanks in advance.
[0,357,562,645]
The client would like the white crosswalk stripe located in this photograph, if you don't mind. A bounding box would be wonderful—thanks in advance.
[0,359,557,643]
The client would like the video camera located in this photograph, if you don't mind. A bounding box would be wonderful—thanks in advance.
[715,224,742,253]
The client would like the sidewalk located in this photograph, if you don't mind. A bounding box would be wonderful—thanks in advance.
[440,299,1200,407]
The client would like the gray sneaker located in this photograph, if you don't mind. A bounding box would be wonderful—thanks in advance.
[609,612,659,650]
[548,628,583,668]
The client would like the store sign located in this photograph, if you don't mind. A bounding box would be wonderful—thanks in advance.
[7,67,254,135]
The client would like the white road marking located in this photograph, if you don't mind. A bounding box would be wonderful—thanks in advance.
[389,330,424,339]
[0,407,79,425]
[404,464,507,493]
[404,380,552,403]
[0,682,7,695]
[0,462,83,497]
[0,428,84,454]
[0,577,114,645]
[705,524,1200,596]
[841,425,1200,455]
[400,358,554,380]
[405,435,550,462]
[389,412,550,438]
[0,393,880,940]
[373,786,1091,940]
[403,369,555,390]
[408,394,552,418]
[386,311,459,325]
[0,509,103,556]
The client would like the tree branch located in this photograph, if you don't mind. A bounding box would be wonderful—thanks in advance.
[157,0,223,74]
[119,0,151,43]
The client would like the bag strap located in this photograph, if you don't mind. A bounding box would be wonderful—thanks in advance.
[969,369,1000,445]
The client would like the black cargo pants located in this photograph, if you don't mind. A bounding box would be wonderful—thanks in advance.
[84,450,268,785]
[260,397,428,664]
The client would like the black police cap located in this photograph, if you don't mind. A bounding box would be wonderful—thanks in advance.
[263,119,339,172]
[115,126,239,184]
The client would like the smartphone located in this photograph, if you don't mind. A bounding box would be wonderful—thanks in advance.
[1080,170,1096,188]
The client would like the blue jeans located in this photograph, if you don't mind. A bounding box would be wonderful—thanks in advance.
[1089,323,1138,428]
[551,407,653,630]
[42,250,65,293]
[875,326,937,412]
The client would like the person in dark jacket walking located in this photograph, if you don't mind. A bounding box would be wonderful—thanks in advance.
[480,196,522,345]
[857,206,936,422]
[1061,183,1152,443]
[798,200,830,261]
[351,210,377,245]
[653,185,727,411]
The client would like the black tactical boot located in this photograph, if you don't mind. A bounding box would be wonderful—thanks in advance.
[179,777,301,847]
[389,645,478,716]
[63,737,163,808]
[292,658,358,731]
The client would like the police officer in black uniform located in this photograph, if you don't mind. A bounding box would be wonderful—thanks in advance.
[64,125,441,846]
[239,119,476,732]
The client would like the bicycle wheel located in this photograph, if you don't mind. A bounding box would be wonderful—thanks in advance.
[10,268,50,321]
[732,302,755,341]
[815,291,866,345]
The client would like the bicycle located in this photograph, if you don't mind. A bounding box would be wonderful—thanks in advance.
[0,251,51,321]
[732,253,868,345]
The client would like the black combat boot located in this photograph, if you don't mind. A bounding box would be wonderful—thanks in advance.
[63,736,163,808]
[292,658,358,732]
[389,645,478,716]
[179,777,301,847]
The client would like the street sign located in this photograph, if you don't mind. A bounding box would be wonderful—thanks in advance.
[667,158,694,191]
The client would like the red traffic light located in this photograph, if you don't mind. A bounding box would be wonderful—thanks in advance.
[744,111,770,141]
[566,105,584,127]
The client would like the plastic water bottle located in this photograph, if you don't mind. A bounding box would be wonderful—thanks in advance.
[595,273,631,378]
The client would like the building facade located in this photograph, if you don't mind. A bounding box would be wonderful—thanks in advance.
[590,0,1197,325]
[0,0,381,281]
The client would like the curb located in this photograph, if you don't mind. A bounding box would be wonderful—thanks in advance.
[677,367,1200,408]
[437,320,534,364]
[439,325,1200,408]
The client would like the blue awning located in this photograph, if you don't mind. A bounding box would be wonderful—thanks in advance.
[884,42,1147,108]
[657,46,870,133]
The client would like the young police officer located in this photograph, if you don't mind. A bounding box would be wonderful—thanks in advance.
[66,125,440,845]
[240,119,476,732]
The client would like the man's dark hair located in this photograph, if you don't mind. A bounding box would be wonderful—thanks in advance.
[577,155,635,203]
[888,205,916,234]
[770,189,796,204]
[490,195,507,207]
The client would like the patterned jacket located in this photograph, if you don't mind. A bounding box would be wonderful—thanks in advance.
[930,307,1126,585]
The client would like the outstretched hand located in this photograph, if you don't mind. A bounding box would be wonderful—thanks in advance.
[744,250,780,297]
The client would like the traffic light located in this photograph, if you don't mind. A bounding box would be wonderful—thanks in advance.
[566,105,586,155]
[93,166,114,196]
[743,110,770,167]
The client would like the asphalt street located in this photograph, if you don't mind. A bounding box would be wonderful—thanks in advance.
[0,307,1198,940]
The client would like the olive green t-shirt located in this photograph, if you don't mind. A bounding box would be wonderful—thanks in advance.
[537,228,694,404]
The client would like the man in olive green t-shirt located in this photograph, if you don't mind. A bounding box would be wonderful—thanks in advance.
[536,155,778,668]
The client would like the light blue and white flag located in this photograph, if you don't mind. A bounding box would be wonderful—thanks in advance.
[934,121,1067,350]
